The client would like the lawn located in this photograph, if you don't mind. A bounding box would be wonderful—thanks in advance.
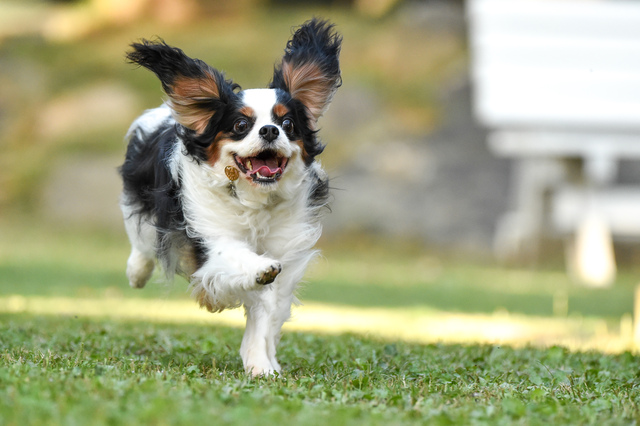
[2,314,640,425]
[1,221,640,424]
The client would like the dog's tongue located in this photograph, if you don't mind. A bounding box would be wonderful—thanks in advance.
[250,157,282,177]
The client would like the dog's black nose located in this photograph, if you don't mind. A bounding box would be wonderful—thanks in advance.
[259,125,279,143]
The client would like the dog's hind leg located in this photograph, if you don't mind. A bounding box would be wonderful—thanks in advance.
[126,247,155,289]
[121,201,156,289]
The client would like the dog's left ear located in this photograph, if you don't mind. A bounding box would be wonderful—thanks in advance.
[127,39,239,134]
[270,19,342,123]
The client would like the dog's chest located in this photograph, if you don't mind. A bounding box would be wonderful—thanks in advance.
[185,184,306,246]
[236,207,277,243]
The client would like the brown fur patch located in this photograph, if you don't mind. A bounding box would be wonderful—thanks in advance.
[282,61,335,122]
[178,244,199,277]
[295,139,310,164]
[206,132,232,167]
[272,103,289,118]
[168,73,220,134]
[239,106,255,118]
[193,286,224,313]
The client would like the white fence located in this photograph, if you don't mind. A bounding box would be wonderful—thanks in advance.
[467,0,640,286]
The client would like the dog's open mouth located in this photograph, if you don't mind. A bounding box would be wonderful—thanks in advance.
[234,151,289,184]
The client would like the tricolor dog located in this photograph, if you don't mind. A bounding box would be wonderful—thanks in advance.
[119,19,341,376]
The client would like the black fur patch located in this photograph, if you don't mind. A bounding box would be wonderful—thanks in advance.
[126,39,237,99]
[119,120,207,272]
[308,169,330,210]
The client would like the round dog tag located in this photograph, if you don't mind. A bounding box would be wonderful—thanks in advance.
[225,166,240,181]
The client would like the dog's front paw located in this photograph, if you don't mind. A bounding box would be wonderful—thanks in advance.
[256,262,282,285]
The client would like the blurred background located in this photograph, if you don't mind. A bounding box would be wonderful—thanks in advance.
[2,0,640,352]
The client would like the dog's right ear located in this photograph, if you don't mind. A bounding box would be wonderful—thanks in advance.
[127,39,239,134]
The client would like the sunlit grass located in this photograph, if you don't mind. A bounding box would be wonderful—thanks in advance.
[0,294,635,354]
[1,219,638,354]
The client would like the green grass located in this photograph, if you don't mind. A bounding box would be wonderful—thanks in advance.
[1,221,640,423]
[2,314,639,425]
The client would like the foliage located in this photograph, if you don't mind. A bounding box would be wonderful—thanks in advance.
[0,4,462,209]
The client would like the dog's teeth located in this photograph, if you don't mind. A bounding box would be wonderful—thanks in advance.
[256,172,264,179]
[246,160,252,171]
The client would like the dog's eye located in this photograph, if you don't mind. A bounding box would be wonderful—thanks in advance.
[234,119,249,134]
[282,119,294,135]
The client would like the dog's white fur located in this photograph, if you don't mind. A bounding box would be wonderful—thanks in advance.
[121,91,326,376]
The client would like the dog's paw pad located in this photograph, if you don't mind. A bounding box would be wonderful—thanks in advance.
[256,263,282,285]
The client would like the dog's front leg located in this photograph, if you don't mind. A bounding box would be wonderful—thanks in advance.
[189,237,281,312]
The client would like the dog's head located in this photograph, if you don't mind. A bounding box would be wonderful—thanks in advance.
[127,19,341,189]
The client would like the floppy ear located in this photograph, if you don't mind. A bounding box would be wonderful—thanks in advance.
[127,39,239,134]
[270,19,342,123]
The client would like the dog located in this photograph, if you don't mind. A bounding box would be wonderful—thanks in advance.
[119,19,341,376]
